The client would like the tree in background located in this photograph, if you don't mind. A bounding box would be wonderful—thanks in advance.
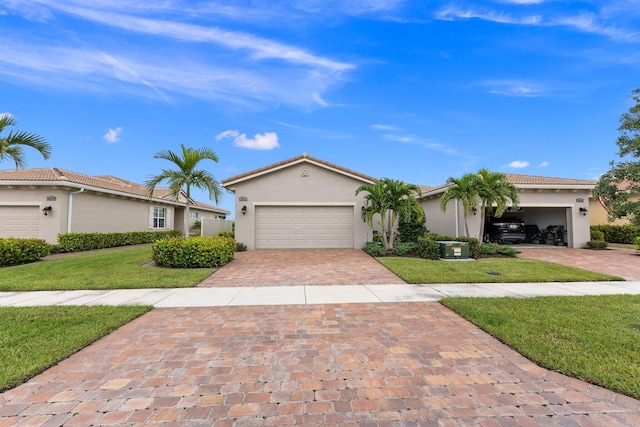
[594,89,640,225]
[397,206,427,243]
[145,144,222,238]
[0,114,51,169]
[476,168,519,241]
[440,170,519,241]
[357,178,423,250]
[439,173,479,238]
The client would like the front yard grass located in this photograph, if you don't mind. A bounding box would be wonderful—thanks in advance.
[377,257,622,283]
[0,305,151,392]
[0,246,215,291]
[441,295,640,399]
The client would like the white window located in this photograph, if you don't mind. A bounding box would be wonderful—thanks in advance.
[190,211,198,219]
[153,207,166,228]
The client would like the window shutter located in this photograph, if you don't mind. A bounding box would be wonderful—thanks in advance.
[149,206,154,229]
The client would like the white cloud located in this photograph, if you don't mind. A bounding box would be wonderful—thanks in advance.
[539,161,549,167]
[507,160,529,168]
[371,124,396,131]
[103,126,122,143]
[383,134,460,156]
[216,130,280,150]
[435,6,542,25]
[479,80,544,97]
[215,130,240,141]
[0,112,13,120]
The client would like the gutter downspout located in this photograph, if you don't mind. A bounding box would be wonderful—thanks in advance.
[67,188,85,233]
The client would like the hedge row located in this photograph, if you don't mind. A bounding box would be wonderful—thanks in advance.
[590,225,640,244]
[152,236,236,268]
[57,230,182,253]
[0,238,51,267]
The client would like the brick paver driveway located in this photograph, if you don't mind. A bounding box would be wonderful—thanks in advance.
[517,246,640,281]
[199,249,406,287]
[2,303,639,426]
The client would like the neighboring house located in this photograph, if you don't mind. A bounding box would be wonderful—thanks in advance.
[0,168,229,244]
[420,175,595,248]
[589,181,640,226]
[223,154,596,249]
[222,153,375,249]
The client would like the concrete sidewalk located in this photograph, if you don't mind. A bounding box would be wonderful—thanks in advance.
[2,281,640,307]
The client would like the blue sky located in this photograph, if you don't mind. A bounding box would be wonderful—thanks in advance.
[2,1,639,216]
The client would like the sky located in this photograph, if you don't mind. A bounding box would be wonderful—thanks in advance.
[2,0,640,217]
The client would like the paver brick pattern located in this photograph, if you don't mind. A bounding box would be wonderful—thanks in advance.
[199,249,406,287]
[517,247,640,281]
[2,302,638,426]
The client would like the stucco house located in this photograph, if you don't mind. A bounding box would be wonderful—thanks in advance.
[0,168,229,244]
[420,175,596,248]
[223,154,596,249]
[222,153,375,249]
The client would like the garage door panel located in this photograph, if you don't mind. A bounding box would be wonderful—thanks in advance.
[255,206,353,248]
[0,206,40,239]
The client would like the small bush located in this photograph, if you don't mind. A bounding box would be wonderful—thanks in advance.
[363,241,386,257]
[393,241,418,256]
[236,242,247,252]
[590,229,605,241]
[397,208,427,243]
[479,243,519,257]
[152,236,236,268]
[416,237,440,260]
[586,240,608,250]
[217,231,235,238]
[0,238,51,267]
[590,225,640,244]
[636,236,640,251]
[57,230,182,253]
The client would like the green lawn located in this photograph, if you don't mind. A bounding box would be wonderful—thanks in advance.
[377,257,622,283]
[0,246,215,291]
[441,295,640,399]
[0,306,151,392]
[608,243,637,249]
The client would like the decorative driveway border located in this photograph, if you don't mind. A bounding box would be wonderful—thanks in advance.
[198,249,406,287]
[1,303,639,426]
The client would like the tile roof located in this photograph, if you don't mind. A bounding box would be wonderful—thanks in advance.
[503,173,596,186]
[0,168,229,213]
[222,153,376,186]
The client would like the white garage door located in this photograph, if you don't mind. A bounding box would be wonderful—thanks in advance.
[0,206,40,239]
[256,206,354,249]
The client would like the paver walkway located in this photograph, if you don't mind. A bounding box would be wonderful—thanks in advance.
[518,247,640,281]
[2,303,639,426]
[199,249,406,287]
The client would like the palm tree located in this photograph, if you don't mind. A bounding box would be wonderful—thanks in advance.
[476,168,519,241]
[356,178,423,250]
[0,115,52,169]
[145,144,222,238]
[439,173,479,238]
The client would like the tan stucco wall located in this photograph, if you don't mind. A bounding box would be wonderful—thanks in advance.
[420,189,592,248]
[230,162,372,249]
[589,195,639,226]
[70,192,174,234]
[0,188,68,244]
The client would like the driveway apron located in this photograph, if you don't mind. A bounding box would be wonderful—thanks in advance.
[518,247,640,281]
[198,249,406,287]
[2,303,639,426]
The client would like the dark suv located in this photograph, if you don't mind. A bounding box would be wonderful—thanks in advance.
[485,217,526,244]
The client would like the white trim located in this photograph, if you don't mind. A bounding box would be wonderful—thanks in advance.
[253,202,357,207]
[0,202,42,206]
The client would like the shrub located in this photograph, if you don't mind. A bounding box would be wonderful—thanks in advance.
[393,241,418,256]
[416,236,440,260]
[397,209,427,243]
[217,231,235,238]
[57,230,182,253]
[425,232,481,259]
[152,236,236,268]
[0,238,51,267]
[590,229,605,241]
[586,240,608,250]
[363,241,386,257]
[636,236,640,251]
[478,243,519,257]
[236,242,247,252]
[590,225,640,244]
